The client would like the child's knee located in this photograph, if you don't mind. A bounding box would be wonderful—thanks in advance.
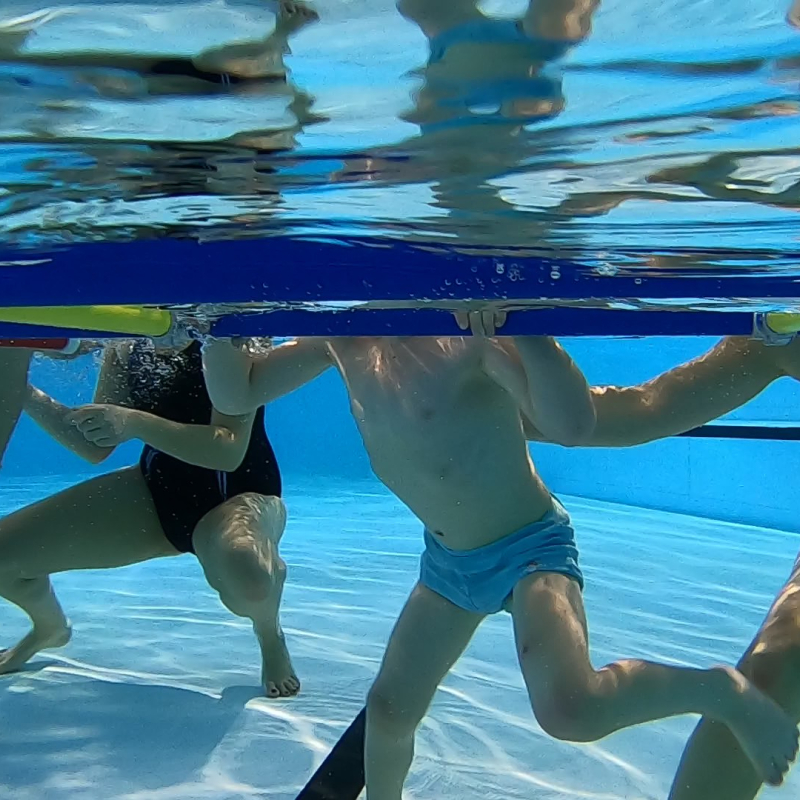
[367,680,425,737]
[531,680,607,742]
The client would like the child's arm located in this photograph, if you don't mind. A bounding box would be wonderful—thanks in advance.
[24,386,116,464]
[525,336,782,447]
[71,339,256,470]
[68,404,256,472]
[483,337,595,446]
[26,342,255,470]
[511,336,597,446]
[202,337,333,415]
[459,310,593,445]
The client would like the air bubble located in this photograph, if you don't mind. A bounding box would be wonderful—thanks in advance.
[596,263,619,277]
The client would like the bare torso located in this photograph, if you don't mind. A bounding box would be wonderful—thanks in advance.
[327,337,552,549]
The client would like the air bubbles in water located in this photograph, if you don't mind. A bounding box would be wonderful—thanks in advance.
[596,262,619,277]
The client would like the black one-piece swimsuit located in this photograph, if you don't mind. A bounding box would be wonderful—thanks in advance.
[127,340,282,554]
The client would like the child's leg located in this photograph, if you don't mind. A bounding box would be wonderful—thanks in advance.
[192,0,317,78]
[668,554,800,799]
[511,572,799,786]
[365,582,483,800]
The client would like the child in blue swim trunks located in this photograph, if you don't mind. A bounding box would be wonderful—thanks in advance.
[399,0,599,133]
[202,314,798,799]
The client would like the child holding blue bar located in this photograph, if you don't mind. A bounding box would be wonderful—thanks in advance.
[203,317,799,800]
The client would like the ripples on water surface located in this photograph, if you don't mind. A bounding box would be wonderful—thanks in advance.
[1,0,800,281]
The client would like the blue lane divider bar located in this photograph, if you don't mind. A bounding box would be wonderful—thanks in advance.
[210,308,756,337]
[2,235,800,307]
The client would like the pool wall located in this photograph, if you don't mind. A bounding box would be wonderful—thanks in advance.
[6,337,798,532]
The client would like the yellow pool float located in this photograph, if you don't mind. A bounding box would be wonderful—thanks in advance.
[0,305,172,337]
[764,311,800,336]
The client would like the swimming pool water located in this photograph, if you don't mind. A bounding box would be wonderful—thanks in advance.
[1,474,797,799]
[2,4,800,796]
[1,0,800,277]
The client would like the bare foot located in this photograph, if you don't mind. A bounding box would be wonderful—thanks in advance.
[722,667,799,786]
[278,0,319,26]
[258,627,300,698]
[0,621,72,674]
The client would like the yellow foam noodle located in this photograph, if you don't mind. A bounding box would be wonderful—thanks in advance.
[765,311,800,335]
[0,305,172,336]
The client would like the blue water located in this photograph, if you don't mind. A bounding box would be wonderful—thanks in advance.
[1,0,800,273]
[0,474,798,799]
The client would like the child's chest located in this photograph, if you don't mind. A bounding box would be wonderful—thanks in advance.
[334,339,483,428]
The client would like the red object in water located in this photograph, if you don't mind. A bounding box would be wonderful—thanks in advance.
[0,338,70,351]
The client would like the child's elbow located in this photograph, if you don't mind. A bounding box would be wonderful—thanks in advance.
[551,408,597,448]
[210,392,255,417]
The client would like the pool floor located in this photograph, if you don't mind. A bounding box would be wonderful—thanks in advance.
[0,475,798,799]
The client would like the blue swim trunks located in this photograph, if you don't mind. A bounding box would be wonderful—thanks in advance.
[420,498,583,615]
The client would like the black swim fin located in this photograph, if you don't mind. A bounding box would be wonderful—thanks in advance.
[295,706,366,800]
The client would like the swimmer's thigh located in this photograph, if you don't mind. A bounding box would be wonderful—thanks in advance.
[510,571,592,704]
[0,466,177,576]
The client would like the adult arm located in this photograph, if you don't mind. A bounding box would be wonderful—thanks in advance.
[23,344,129,464]
[523,337,783,446]
[0,348,33,468]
